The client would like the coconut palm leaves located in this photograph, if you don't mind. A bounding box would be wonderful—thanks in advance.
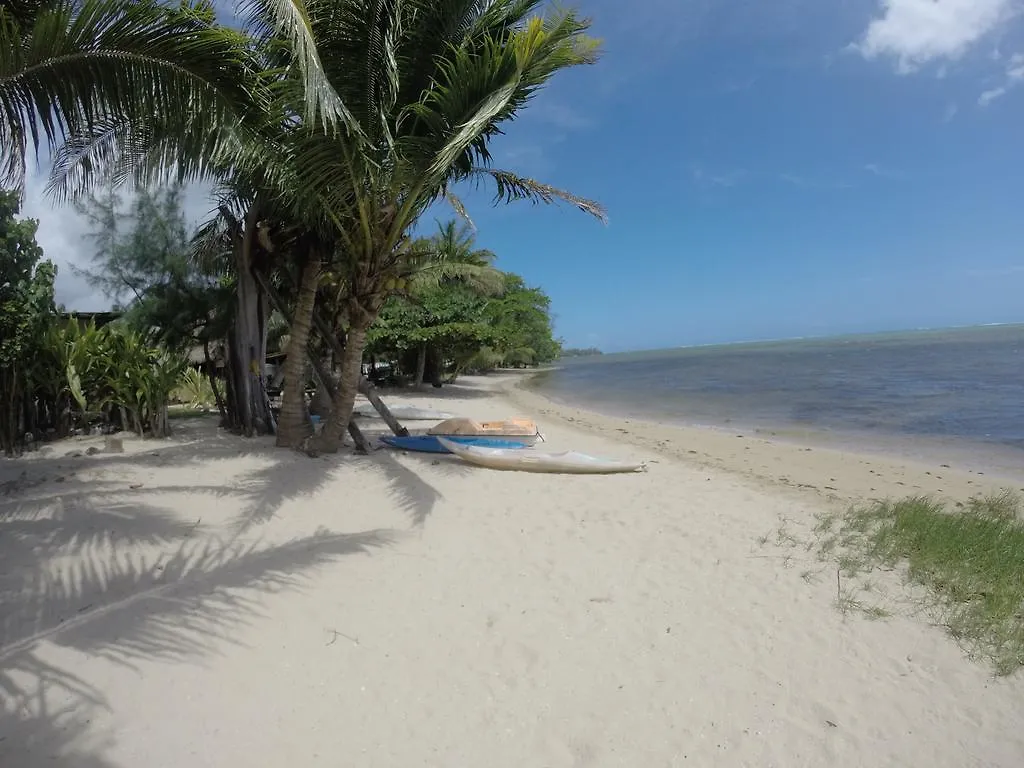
[290,0,604,452]
[0,0,258,189]
[401,220,503,297]
[282,1,605,259]
[18,0,605,454]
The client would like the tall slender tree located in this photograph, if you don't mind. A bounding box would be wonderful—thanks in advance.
[288,0,607,453]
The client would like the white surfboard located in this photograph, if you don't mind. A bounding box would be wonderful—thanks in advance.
[438,438,645,474]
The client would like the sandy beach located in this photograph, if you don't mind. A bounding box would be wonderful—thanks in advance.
[3,372,1023,767]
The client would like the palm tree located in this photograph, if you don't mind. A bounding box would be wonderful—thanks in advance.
[2,0,240,188]
[281,0,607,454]
[401,220,504,387]
[38,0,606,454]
[4,0,352,439]
[2,0,350,191]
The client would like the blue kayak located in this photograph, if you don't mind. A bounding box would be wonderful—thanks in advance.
[380,435,530,454]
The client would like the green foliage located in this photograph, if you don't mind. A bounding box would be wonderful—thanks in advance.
[1,0,266,191]
[36,318,187,438]
[74,183,192,309]
[75,181,234,357]
[0,192,187,452]
[11,0,603,451]
[0,190,54,363]
[172,367,216,409]
[0,189,57,454]
[366,272,561,380]
[364,220,560,380]
[561,347,602,358]
[483,273,562,367]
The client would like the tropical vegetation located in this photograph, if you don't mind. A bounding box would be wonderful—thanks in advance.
[366,221,561,386]
[0,192,186,454]
[0,0,605,457]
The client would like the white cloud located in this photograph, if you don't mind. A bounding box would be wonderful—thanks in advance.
[1008,52,1024,77]
[978,50,1024,104]
[942,102,960,121]
[780,173,853,190]
[529,100,594,131]
[965,264,1024,277]
[855,0,1016,73]
[864,162,901,178]
[20,166,214,310]
[978,85,1008,104]
[692,166,745,188]
[21,168,102,310]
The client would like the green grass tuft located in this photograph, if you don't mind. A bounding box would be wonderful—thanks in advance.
[819,491,1024,675]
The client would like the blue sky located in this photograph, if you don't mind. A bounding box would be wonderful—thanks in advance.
[446,0,1024,351]
[25,0,1024,353]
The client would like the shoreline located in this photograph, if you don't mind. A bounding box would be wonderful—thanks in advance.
[4,373,1024,766]
[500,371,1024,507]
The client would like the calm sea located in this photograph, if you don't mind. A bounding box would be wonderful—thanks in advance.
[531,325,1024,458]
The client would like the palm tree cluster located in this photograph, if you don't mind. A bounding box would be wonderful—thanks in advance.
[1,0,606,455]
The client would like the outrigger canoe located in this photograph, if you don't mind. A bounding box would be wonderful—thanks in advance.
[427,417,540,446]
[380,435,530,454]
[437,438,646,474]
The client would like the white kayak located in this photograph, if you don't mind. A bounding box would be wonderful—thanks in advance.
[437,437,646,475]
[353,403,455,420]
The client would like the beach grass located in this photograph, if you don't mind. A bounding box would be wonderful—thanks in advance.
[815,491,1024,676]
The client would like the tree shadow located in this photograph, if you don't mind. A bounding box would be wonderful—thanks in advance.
[1,421,401,767]
[0,662,116,768]
[2,420,342,534]
[366,451,475,528]
[1,525,397,766]
[365,380,496,402]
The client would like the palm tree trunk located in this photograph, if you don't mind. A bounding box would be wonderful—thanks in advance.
[232,203,274,436]
[276,255,321,448]
[307,347,370,454]
[357,378,408,436]
[306,319,370,454]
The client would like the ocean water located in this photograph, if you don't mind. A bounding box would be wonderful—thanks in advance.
[531,326,1024,457]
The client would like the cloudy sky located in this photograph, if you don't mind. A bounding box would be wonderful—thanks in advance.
[22,0,1024,350]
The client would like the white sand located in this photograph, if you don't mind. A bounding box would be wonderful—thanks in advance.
[2,373,1023,767]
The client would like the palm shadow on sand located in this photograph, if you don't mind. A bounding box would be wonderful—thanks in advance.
[0,420,407,768]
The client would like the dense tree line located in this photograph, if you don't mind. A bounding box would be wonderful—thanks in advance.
[0,0,604,455]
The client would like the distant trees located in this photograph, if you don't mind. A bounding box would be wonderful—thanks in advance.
[560,347,602,358]
[366,265,562,385]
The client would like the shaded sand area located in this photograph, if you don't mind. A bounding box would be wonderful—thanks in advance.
[2,373,1023,767]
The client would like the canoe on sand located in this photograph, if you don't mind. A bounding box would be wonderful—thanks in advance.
[427,417,540,445]
[381,435,530,454]
[437,437,646,474]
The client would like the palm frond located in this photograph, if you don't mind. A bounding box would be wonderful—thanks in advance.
[471,167,606,221]
[239,0,353,131]
[443,188,475,229]
[1,0,261,189]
